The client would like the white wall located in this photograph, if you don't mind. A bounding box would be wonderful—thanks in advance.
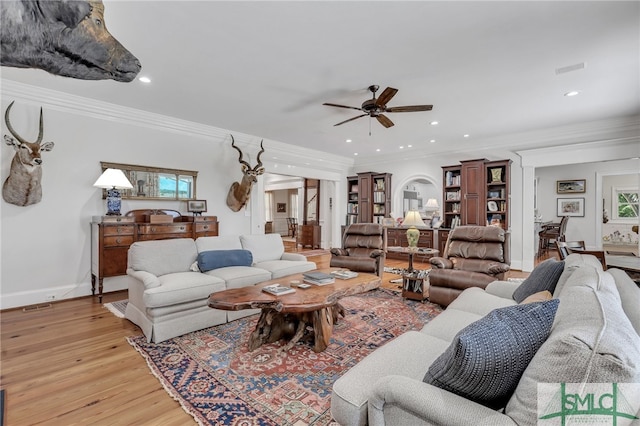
[535,160,639,250]
[0,87,351,309]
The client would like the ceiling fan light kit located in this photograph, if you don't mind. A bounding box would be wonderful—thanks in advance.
[323,84,433,129]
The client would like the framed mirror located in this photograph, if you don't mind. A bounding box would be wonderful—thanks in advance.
[100,162,198,201]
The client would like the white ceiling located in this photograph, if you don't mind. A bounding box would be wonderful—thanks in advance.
[2,1,639,162]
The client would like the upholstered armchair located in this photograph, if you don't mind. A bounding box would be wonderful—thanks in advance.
[429,225,510,306]
[330,223,386,277]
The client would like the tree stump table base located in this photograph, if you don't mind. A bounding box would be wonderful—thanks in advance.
[248,303,345,352]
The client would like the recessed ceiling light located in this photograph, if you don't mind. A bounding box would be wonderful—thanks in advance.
[407,144,412,148]
[346,139,352,143]
[138,76,151,83]
[564,91,580,97]
[376,148,381,152]
[430,139,436,143]
[430,121,439,126]
[354,153,358,156]
[399,146,404,149]
[463,134,470,138]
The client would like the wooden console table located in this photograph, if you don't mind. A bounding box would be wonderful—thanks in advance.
[91,209,218,301]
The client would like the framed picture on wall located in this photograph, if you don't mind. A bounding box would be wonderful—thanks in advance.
[187,200,207,214]
[277,203,286,213]
[557,179,586,194]
[557,198,584,217]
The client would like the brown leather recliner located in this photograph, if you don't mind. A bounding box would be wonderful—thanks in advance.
[429,225,510,306]
[330,223,386,277]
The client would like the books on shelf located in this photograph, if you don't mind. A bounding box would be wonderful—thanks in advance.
[303,271,335,285]
[262,284,295,296]
[445,171,461,187]
[331,270,359,280]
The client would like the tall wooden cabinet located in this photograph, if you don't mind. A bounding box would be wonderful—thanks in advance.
[442,159,511,230]
[345,172,392,224]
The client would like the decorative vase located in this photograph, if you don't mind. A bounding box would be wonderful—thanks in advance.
[406,226,420,248]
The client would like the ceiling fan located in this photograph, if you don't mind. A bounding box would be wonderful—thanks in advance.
[323,85,433,128]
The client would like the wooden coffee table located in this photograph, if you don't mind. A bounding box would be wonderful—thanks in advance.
[208,269,381,352]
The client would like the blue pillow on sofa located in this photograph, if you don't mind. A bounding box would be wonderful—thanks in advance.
[512,258,565,303]
[197,249,253,272]
[423,299,560,409]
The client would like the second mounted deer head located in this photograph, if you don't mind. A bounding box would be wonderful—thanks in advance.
[226,135,265,212]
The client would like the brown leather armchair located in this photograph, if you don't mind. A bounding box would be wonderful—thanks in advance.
[429,225,510,306]
[330,223,386,277]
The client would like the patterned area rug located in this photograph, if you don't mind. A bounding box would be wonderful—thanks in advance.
[127,288,442,425]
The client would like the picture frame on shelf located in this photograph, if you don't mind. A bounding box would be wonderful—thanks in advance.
[187,199,207,214]
[487,201,499,212]
[557,179,586,194]
[557,198,584,217]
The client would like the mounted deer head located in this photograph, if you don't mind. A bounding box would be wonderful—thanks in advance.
[226,135,265,212]
[2,101,55,206]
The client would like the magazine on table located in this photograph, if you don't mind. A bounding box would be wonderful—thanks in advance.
[262,284,295,296]
[331,270,359,280]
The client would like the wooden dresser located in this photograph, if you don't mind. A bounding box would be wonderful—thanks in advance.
[91,209,218,301]
[298,224,321,249]
[386,227,435,260]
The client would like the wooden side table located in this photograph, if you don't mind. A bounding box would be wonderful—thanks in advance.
[386,247,438,301]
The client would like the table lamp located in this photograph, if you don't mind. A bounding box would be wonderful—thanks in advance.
[402,210,426,248]
[93,168,133,215]
[425,198,440,216]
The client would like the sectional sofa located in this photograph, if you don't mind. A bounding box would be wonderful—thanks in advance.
[125,234,316,342]
[331,254,640,425]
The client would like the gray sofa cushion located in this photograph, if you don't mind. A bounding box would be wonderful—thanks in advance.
[505,266,640,425]
[143,272,225,308]
[607,268,640,335]
[424,299,560,409]
[512,258,564,303]
[553,252,603,297]
[255,259,316,279]
[331,331,451,426]
[128,238,198,277]
[195,235,243,251]
[204,266,271,289]
[240,234,285,263]
[197,249,253,272]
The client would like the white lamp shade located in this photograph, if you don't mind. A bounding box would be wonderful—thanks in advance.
[403,210,426,227]
[425,198,440,209]
[93,168,133,189]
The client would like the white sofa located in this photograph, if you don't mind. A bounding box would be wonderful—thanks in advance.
[331,254,640,425]
[125,233,316,342]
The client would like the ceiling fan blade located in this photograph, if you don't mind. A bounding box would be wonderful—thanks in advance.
[323,102,363,111]
[386,105,433,113]
[375,87,398,106]
[376,114,394,128]
[334,114,368,126]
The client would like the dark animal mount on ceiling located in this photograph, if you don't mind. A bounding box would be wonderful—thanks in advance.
[0,0,141,82]
[323,85,433,128]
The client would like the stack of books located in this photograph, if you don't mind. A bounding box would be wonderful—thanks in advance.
[262,284,295,296]
[331,270,359,280]
[303,271,335,286]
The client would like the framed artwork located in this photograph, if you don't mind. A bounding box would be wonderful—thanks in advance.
[277,203,286,213]
[557,198,584,217]
[187,199,207,213]
[557,179,586,194]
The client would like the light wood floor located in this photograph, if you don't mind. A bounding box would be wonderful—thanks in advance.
[0,251,545,425]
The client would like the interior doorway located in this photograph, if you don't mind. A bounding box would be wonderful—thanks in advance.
[393,175,440,223]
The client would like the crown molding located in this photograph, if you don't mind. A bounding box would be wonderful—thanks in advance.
[354,115,640,168]
[1,80,354,174]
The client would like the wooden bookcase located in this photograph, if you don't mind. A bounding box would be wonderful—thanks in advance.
[345,172,392,224]
[441,159,511,230]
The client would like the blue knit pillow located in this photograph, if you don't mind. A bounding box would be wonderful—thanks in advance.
[512,258,565,303]
[197,249,253,272]
[423,299,560,409]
